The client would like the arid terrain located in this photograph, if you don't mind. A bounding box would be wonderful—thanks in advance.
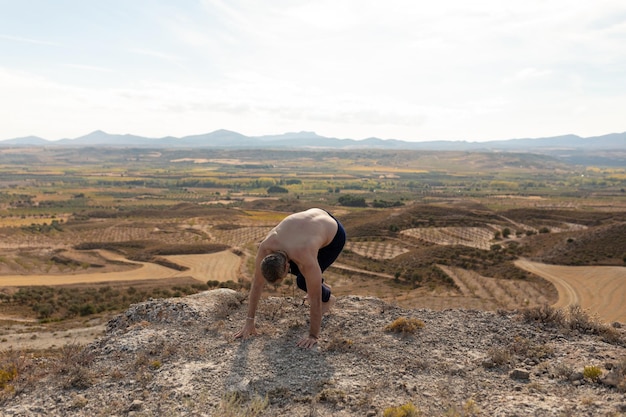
[1,201,625,353]
[1,147,625,415]
[2,289,626,416]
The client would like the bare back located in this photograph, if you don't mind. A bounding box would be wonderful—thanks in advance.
[259,208,338,260]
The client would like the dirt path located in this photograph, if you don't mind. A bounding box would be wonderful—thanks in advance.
[514,258,626,323]
[0,250,242,287]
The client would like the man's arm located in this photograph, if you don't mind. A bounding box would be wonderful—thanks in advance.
[233,249,267,339]
[295,260,323,349]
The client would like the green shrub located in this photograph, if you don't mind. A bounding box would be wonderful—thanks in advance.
[583,365,602,381]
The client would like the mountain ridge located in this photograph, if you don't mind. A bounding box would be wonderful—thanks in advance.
[1,130,624,151]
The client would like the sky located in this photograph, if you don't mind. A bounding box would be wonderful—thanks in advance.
[1,0,625,142]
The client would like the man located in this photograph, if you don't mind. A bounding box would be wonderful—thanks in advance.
[233,208,346,349]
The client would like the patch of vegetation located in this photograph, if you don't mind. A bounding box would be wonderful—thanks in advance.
[521,304,622,345]
[0,349,28,404]
[384,317,425,335]
[338,195,367,207]
[383,402,421,417]
[583,365,602,382]
[6,284,209,321]
[217,391,268,417]
[528,223,626,266]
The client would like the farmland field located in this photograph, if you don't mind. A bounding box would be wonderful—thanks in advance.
[514,259,626,323]
[1,146,625,348]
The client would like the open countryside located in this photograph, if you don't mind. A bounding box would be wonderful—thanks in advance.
[1,146,625,350]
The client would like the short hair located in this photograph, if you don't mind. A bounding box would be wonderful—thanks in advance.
[261,252,288,283]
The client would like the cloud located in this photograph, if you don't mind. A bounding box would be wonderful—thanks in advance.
[63,64,116,73]
[0,34,60,47]
[504,68,554,84]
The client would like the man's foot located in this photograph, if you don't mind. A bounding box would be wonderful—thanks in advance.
[321,295,336,315]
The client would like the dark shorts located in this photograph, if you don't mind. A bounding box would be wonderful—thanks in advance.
[289,211,346,302]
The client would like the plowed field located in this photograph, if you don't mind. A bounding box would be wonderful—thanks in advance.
[515,258,626,323]
[0,250,242,287]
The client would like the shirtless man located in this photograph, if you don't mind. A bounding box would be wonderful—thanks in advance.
[233,208,347,349]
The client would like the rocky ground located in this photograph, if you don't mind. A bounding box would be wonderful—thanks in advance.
[2,289,626,416]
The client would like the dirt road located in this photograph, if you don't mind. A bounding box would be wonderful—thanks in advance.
[514,258,626,323]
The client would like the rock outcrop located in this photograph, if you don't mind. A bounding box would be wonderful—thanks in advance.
[2,289,625,416]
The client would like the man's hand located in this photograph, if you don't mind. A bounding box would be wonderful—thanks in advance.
[296,335,318,349]
[233,320,258,340]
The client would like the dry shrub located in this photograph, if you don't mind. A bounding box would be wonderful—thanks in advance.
[486,347,512,367]
[552,362,574,380]
[385,317,425,335]
[613,356,626,392]
[217,391,268,417]
[383,402,421,417]
[0,349,37,404]
[521,304,566,326]
[325,336,354,353]
[521,304,622,344]
[316,387,347,405]
[55,343,95,390]
[508,336,554,361]
[566,305,622,344]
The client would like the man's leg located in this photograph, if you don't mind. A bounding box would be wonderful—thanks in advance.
[298,275,335,314]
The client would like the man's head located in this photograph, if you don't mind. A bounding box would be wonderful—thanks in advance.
[261,251,289,283]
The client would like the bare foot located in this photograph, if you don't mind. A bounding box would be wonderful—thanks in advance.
[321,295,336,315]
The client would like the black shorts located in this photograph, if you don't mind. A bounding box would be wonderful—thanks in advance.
[289,211,346,302]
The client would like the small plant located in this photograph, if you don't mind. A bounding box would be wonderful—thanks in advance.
[552,362,574,380]
[56,343,95,390]
[217,391,268,417]
[521,304,566,326]
[0,365,18,391]
[521,304,622,345]
[385,317,425,335]
[583,365,602,382]
[316,387,347,404]
[486,347,512,367]
[383,402,421,417]
[325,336,354,353]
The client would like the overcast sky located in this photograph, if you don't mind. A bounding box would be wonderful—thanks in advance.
[1,0,625,142]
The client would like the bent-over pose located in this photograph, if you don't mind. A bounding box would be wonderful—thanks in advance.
[233,208,346,349]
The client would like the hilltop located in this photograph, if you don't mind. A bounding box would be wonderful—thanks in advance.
[2,289,625,416]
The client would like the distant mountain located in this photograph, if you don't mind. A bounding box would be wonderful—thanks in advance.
[1,129,624,152]
[0,135,49,146]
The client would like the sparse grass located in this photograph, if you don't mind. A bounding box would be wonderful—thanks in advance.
[384,317,425,335]
[486,347,512,368]
[56,343,95,390]
[583,365,602,382]
[552,362,575,380]
[508,336,554,361]
[520,303,566,325]
[444,399,481,417]
[0,348,34,404]
[316,387,347,405]
[520,304,622,344]
[324,336,355,353]
[383,402,421,417]
[217,391,269,417]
